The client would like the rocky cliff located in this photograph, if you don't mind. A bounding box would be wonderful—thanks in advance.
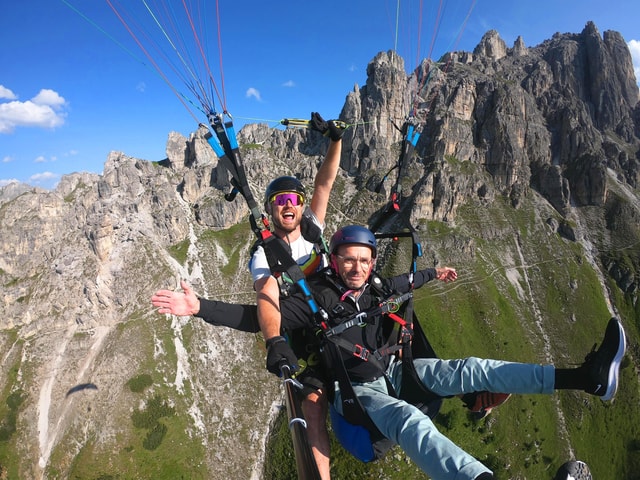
[1,22,639,479]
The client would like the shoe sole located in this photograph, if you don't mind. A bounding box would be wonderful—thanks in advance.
[555,460,592,480]
[601,318,626,401]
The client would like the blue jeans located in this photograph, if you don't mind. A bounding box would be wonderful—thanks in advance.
[334,357,555,480]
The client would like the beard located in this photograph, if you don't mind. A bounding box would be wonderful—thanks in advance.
[272,210,300,234]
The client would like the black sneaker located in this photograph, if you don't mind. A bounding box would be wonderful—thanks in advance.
[583,317,626,401]
[554,460,592,480]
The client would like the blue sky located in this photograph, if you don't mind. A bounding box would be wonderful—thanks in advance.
[1,1,639,190]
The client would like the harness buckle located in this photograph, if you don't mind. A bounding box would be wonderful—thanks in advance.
[353,344,369,361]
[355,312,367,326]
[400,327,413,344]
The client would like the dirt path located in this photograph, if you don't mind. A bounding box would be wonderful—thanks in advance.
[37,325,110,477]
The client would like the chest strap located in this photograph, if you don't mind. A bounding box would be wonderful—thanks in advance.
[319,292,414,370]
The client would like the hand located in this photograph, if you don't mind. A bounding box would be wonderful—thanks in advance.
[435,267,457,283]
[151,279,200,316]
[309,112,345,142]
[265,336,298,375]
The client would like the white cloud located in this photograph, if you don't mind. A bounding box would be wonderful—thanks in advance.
[282,80,296,88]
[0,88,68,134]
[0,85,17,100]
[33,154,58,163]
[137,81,146,93]
[29,171,60,183]
[629,40,640,86]
[32,89,66,108]
[246,87,262,101]
[2,156,13,163]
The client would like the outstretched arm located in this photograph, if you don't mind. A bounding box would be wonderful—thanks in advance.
[152,281,260,332]
[388,266,458,291]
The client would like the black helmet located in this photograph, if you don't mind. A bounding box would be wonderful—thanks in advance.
[264,176,306,205]
[329,225,377,258]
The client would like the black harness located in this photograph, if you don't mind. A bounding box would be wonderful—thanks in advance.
[310,269,442,457]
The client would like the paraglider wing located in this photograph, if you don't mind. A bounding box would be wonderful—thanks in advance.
[65,383,98,398]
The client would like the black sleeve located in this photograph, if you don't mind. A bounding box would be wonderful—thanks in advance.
[279,293,316,331]
[385,267,437,292]
[412,267,438,289]
[195,299,260,333]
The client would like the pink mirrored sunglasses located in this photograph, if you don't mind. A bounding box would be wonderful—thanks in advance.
[270,192,304,206]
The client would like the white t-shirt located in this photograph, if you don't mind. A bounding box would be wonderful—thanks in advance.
[250,207,326,283]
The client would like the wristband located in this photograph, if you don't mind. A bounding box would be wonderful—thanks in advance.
[266,336,286,349]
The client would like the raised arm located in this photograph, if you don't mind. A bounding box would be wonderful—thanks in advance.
[308,112,344,225]
[310,139,341,224]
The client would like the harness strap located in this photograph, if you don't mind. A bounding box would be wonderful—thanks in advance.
[398,312,442,406]
[205,114,266,236]
[316,288,416,382]
[329,336,384,369]
[324,313,367,336]
[370,118,421,234]
[322,291,413,336]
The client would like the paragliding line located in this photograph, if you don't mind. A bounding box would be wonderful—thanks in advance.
[103,0,202,123]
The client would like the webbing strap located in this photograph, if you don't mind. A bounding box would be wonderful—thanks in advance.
[205,114,266,236]
[370,119,420,231]
[319,290,414,378]
[321,292,412,338]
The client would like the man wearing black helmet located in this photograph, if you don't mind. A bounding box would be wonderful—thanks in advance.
[250,117,344,479]
[278,225,626,480]
[152,112,343,479]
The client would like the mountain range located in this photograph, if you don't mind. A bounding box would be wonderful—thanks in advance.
[1,21,639,479]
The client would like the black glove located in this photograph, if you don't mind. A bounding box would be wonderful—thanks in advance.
[309,112,345,142]
[266,336,298,375]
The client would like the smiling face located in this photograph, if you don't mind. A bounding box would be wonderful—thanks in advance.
[269,191,304,235]
[332,244,375,290]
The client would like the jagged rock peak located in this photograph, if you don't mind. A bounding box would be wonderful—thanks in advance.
[512,36,527,56]
[0,181,42,205]
[473,30,507,60]
[367,49,405,72]
[582,20,600,37]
